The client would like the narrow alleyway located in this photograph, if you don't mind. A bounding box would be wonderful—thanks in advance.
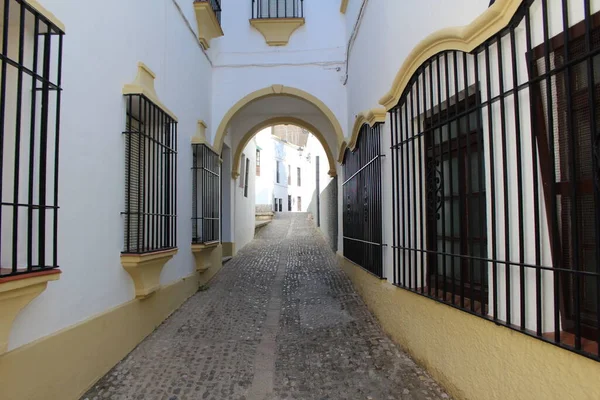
[82,214,450,400]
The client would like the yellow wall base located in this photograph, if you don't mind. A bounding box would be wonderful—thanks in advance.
[338,255,600,400]
[0,272,200,400]
[222,242,236,258]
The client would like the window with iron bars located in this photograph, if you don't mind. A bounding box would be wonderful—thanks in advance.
[342,124,384,278]
[0,0,64,278]
[251,0,304,19]
[192,144,220,244]
[244,157,250,198]
[389,0,600,361]
[205,0,222,25]
[123,94,177,254]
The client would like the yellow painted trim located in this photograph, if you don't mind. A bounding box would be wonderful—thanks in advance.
[214,85,346,158]
[339,256,600,400]
[337,141,347,164]
[348,108,386,150]
[0,271,61,355]
[191,243,223,273]
[120,249,178,298]
[340,0,349,14]
[0,272,200,400]
[222,242,236,258]
[250,18,305,46]
[191,120,221,155]
[193,1,224,49]
[379,0,523,110]
[122,62,178,122]
[26,0,65,32]
[232,117,338,180]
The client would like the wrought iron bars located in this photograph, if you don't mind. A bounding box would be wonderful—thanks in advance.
[0,0,64,278]
[192,144,220,244]
[123,94,177,254]
[342,124,384,278]
[252,0,303,19]
[389,0,600,361]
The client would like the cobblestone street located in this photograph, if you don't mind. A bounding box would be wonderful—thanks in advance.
[82,213,450,400]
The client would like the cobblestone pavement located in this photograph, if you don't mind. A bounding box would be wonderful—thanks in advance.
[82,213,450,400]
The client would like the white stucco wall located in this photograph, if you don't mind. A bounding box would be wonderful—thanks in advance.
[344,0,489,130]
[234,140,257,252]
[8,0,213,350]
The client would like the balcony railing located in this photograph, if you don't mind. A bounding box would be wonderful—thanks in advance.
[252,0,304,19]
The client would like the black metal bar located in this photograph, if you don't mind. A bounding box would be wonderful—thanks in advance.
[11,1,26,271]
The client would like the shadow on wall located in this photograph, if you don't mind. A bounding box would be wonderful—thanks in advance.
[308,177,338,251]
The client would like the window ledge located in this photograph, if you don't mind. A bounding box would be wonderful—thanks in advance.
[191,243,222,272]
[0,269,61,354]
[121,249,178,299]
[194,1,224,50]
[249,18,305,46]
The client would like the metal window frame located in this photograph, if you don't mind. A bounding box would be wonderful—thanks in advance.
[122,94,178,254]
[0,0,64,278]
[389,0,600,362]
[192,143,221,245]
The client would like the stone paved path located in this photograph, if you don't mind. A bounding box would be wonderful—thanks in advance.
[82,213,450,400]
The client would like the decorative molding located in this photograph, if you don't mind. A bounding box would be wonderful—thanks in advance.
[26,0,65,32]
[191,243,222,273]
[348,108,387,150]
[340,0,349,14]
[213,85,345,159]
[193,1,224,49]
[379,0,522,110]
[122,62,178,121]
[120,249,178,298]
[231,116,338,180]
[192,120,221,155]
[0,270,61,354]
[250,18,305,46]
[337,141,348,164]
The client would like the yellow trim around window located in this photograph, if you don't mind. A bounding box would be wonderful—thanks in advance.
[250,18,305,46]
[347,108,386,151]
[26,0,65,32]
[379,0,522,110]
[340,0,349,14]
[122,62,178,122]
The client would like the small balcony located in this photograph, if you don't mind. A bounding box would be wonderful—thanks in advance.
[193,0,224,49]
[250,0,305,46]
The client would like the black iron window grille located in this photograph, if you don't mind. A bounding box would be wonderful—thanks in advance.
[288,164,291,185]
[342,124,384,278]
[123,94,177,254]
[0,0,64,278]
[390,0,600,361]
[251,0,304,19]
[256,148,261,176]
[276,160,280,183]
[297,167,301,186]
[192,144,220,244]
[244,157,250,198]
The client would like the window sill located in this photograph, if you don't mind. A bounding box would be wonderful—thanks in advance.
[249,17,305,46]
[191,243,222,272]
[194,1,224,49]
[0,269,61,354]
[121,249,178,299]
